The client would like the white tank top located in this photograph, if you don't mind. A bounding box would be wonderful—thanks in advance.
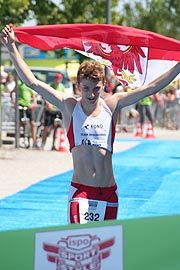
[67,98,115,152]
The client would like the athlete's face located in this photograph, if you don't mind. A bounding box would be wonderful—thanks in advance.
[78,78,104,105]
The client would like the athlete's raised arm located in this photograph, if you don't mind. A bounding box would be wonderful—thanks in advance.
[0,24,72,112]
[106,61,180,113]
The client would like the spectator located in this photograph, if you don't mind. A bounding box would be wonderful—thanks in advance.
[2,73,16,122]
[40,73,65,150]
[136,96,154,132]
[113,84,139,132]
[0,73,6,93]
[151,92,164,125]
[11,80,38,148]
[1,70,7,121]
[5,73,16,93]
[163,86,179,129]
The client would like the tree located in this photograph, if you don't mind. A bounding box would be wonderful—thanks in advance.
[0,0,31,26]
[118,0,180,40]
[29,0,119,25]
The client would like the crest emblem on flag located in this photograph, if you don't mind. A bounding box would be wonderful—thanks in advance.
[78,41,148,86]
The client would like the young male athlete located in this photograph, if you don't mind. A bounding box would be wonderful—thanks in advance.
[1,25,180,224]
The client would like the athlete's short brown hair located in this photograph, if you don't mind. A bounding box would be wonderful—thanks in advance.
[77,61,105,84]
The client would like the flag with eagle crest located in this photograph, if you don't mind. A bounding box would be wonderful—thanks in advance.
[13,24,180,87]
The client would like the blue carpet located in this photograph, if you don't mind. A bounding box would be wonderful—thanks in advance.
[0,139,180,231]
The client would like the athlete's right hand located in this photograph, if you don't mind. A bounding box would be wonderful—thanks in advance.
[0,24,15,46]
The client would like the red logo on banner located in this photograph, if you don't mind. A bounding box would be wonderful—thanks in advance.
[43,234,115,270]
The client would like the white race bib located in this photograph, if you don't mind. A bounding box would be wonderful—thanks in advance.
[79,199,107,224]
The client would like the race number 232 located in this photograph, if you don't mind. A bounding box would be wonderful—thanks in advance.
[79,199,107,223]
[84,212,100,222]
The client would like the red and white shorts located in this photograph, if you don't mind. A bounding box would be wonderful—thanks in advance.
[68,182,118,224]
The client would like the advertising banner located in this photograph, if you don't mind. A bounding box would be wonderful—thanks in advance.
[34,224,123,270]
[0,216,180,270]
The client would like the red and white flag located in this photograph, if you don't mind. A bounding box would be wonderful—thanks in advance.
[13,24,180,87]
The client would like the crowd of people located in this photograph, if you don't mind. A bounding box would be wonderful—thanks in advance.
[0,69,66,149]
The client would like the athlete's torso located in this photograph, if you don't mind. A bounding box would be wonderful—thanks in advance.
[67,98,116,187]
[67,98,115,152]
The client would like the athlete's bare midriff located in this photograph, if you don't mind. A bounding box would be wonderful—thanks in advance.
[71,145,115,187]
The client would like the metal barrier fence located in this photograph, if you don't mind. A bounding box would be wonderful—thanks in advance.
[1,97,180,145]
[1,99,44,146]
[112,99,180,132]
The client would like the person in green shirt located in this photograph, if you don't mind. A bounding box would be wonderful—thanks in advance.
[11,80,38,148]
[0,82,5,93]
[0,82,5,113]
[0,70,7,95]
[137,96,154,128]
[40,73,65,150]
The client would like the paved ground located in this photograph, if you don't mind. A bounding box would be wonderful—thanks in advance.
[0,127,179,200]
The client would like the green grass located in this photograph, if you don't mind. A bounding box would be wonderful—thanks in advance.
[24,58,65,67]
